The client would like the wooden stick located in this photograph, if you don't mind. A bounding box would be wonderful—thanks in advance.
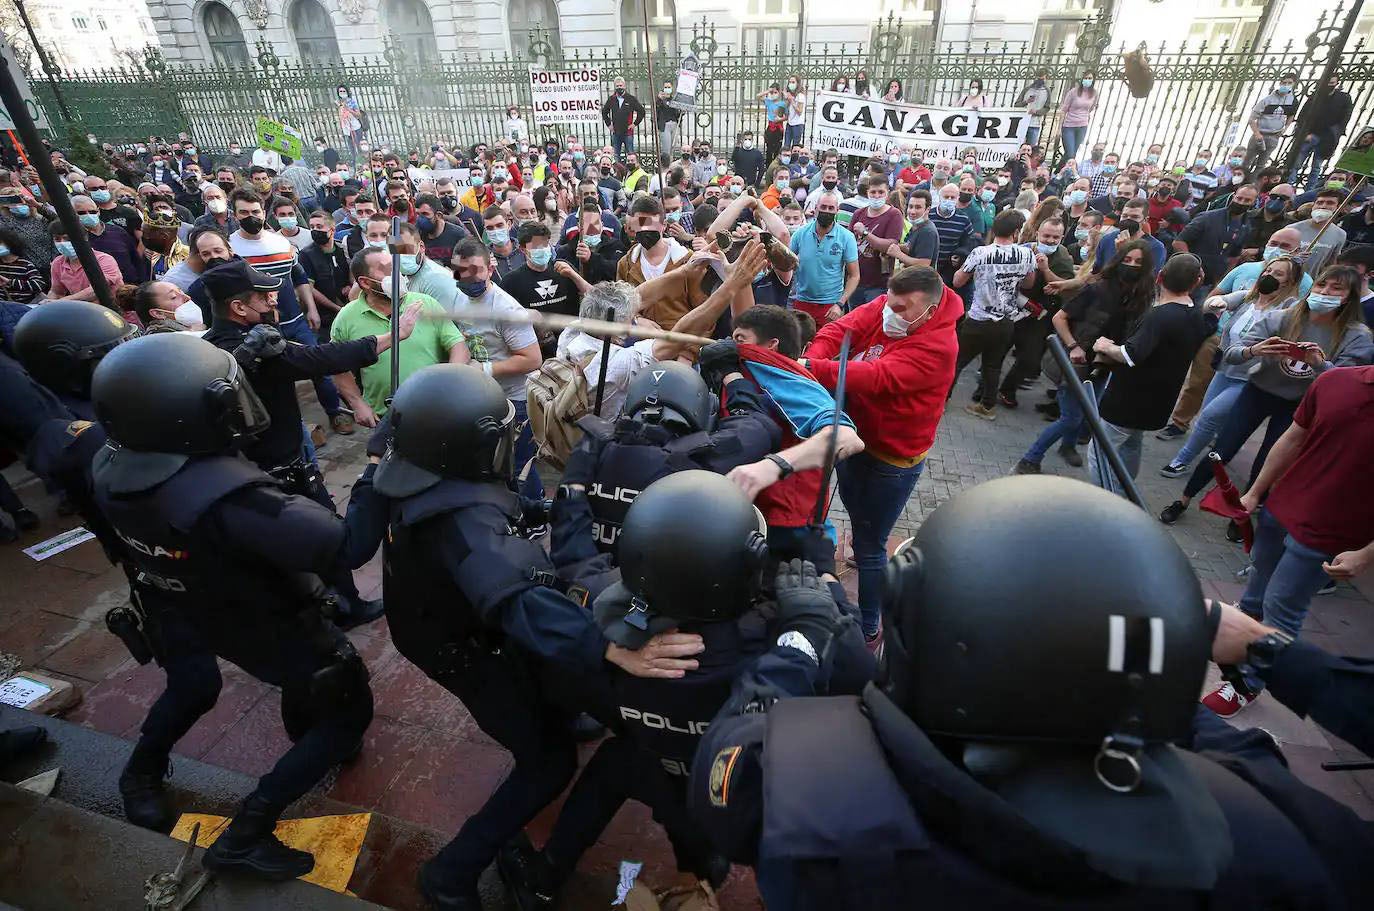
[434,304,716,347]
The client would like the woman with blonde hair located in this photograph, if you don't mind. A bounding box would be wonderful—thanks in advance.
[1020,196,1065,242]
[1161,263,1374,525]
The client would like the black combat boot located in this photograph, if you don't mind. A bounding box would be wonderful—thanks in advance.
[496,832,557,911]
[203,794,314,880]
[119,747,174,832]
[417,857,483,911]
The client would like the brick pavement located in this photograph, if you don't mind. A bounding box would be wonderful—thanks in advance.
[1,371,1371,910]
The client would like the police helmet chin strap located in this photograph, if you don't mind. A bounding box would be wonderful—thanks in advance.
[877,541,920,709]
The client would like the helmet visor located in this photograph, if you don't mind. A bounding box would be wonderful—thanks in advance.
[208,353,271,446]
[490,399,517,480]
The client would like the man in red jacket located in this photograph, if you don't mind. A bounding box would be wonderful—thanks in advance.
[800,266,962,648]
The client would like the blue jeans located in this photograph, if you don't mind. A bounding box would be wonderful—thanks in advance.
[1022,375,1102,464]
[512,399,544,501]
[1287,131,1332,191]
[1169,372,1246,468]
[1061,126,1088,161]
[784,123,804,149]
[612,132,635,158]
[1238,508,1333,692]
[836,452,926,637]
[1087,419,1143,499]
[1182,382,1296,500]
[849,285,886,311]
[279,316,344,417]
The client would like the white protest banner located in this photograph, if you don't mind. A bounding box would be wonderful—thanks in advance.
[0,39,50,131]
[529,66,603,127]
[408,166,472,187]
[810,91,1028,169]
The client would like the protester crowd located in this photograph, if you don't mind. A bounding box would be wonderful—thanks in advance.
[1,65,1373,911]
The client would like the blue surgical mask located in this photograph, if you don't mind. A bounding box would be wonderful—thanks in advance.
[528,246,554,267]
[936,199,956,216]
[584,233,602,248]
[573,151,586,161]
[780,155,791,164]
[1101,164,1117,175]
[666,210,683,222]
[1074,227,1089,241]
[470,176,486,188]
[459,278,488,298]
[1264,198,1287,215]
[78,213,101,228]
[416,215,436,234]
[90,189,112,204]
[0,244,9,257]
[1068,190,1087,206]
[1262,245,1286,261]
[55,240,76,258]
[1194,158,1209,168]
[1307,292,1342,312]
[1036,242,1059,254]
[9,204,29,217]
[1145,154,1159,165]
[1228,157,1243,167]
[979,189,995,202]
[486,228,509,245]
[278,216,297,230]
[366,239,387,249]
[1276,84,1293,95]
[398,254,421,275]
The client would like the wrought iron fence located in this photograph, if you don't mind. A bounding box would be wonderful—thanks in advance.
[27,9,1374,175]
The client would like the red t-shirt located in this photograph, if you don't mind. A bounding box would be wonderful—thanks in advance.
[899,165,930,185]
[1147,195,1183,233]
[1266,366,1374,554]
[850,205,905,288]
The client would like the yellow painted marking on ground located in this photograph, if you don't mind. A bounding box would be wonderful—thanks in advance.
[171,812,371,893]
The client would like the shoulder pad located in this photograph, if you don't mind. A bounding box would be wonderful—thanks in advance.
[575,414,615,441]
[664,429,715,456]
[393,478,520,528]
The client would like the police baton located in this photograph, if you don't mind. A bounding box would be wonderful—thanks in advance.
[811,329,853,526]
[387,214,403,402]
[593,305,615,416]
[1044,335,1146,510]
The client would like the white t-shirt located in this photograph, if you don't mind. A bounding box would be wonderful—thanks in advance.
[628,239,689,281]
[787,92,807,126]
[556,330,658,419]
[960,242,1036,322]
[467,283,539,402]
[282,229,314,253]
[251,147,283,173]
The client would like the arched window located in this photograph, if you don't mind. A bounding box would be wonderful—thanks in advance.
[291,0,341,61]
[203,2,250,68]
[509,0,561,59]
[382,0,439,64]
[742,0,803,55]
[621,0,676,56]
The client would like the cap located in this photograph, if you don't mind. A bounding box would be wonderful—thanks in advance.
[200,259,281,305]
[146,210,181,229]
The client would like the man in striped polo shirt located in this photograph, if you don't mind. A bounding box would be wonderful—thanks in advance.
[929,182,977,290]
[228,189,349,438]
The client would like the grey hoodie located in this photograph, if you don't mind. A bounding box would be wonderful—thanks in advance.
[1224,306,1374,400]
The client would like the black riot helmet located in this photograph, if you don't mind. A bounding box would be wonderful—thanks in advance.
[373,363,516,497]
[92,333,270,456]
[13,300,138,398]
[622,361,715,433]
[881,476,1210,759]
[617,470,768,625]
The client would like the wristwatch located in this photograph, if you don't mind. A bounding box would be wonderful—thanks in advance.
[765,453,796,480]
[1245,629,1296,675]
[777,630,818,664]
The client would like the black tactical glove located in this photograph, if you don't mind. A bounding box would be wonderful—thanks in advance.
[365,412,393,459]
[561,440,598,489]
[799,524,837,578]
[697,338,741,395]
[232,324,286,366]
[774,558,841,657]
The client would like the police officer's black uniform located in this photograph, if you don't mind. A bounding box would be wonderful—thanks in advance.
[563,360,780,558]
[371,363,632,911]
[199,260,386,626]
[690,476,1374,910]
[503,471,872,907]
[89,333,386,881]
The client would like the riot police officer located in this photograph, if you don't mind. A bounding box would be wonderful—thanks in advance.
[90,333,385,880]
[200,260,418,628]
[562,360,780,559]
[371,363,706,911]
[689,476,1374,910]
[501,470,872,908]
[12,298,137,420]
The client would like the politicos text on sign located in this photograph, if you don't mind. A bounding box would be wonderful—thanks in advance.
[529,66,604,126]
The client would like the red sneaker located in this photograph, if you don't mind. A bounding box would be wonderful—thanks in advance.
[1201,680,1257,718]
[864,618,884,661]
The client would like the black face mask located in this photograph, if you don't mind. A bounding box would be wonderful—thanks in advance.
[1116,264,1142,282]
[310,228,332,245]
[440,196,458,211]
[1255,274,1282,295]
[636,229,661,249]
[239,216,264,235]
[816,211,836,229]
[822,180,838,191]
[958,192,973,204]
[1228,201,1250,216]
[255,305,279,326]
[392,198,411,213]
[203,256,232,270]
[218,181,236,193]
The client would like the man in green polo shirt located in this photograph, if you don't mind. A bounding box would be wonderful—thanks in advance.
[330,247,471,425]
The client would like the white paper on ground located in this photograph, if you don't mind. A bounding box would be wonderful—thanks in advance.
[0,675,53,708]
[613,860,644,905]
[23,527,95,561]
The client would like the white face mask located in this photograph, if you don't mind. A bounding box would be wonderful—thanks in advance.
[207,198,227,214]
[174,301,204,328]
[882,303,912,338]
[1311,207,1334,222]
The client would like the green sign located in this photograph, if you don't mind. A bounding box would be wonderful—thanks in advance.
[1335,127,1374,179]
[255,116,303,159]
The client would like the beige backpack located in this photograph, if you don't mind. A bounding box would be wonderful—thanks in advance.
[525,352,595,471]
